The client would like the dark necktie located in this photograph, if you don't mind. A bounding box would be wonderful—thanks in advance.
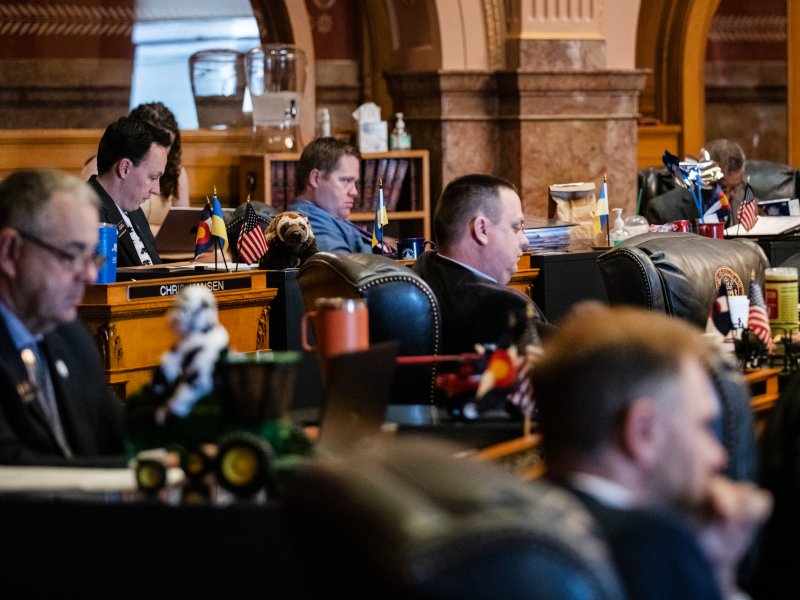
[20,344,73,458]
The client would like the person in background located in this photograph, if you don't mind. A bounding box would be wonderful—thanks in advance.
[0,169,126,466]
[646,139,746,225]
[88,116,171,267]
[288,136,374,254]
[82,102,190,237]
[533,302,771,600]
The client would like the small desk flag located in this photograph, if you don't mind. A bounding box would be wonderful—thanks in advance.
[194,202,214,257]
[372,177,389,249]
[593,176,609,235]
[211,190,229,253]
[237,200,268,264]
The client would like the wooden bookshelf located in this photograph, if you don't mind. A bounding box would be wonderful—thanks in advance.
[239,149,431,240]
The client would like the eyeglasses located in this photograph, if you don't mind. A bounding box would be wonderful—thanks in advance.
[17,229,106,272]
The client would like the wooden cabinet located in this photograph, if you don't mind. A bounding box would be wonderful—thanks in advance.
[239,149,431,240]
[78,271,277,400]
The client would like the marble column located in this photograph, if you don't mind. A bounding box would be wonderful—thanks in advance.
[385,0,647,219]
[386,67,646,218]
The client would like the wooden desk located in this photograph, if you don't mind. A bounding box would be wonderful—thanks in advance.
[78,270,277,399]
[745,367,782,435]
[510,254,541,298]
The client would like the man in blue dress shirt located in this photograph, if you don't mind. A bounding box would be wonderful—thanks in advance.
[288,137,373,253]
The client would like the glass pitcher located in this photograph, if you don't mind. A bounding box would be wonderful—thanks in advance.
[245,44,307,152]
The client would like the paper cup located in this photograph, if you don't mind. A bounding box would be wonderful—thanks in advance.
[728,295,750,329]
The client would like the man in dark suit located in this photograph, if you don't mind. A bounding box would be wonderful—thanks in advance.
[88,116,171,267]
[646,139,747,226]
[0,169,125,466]
[532,303,771,600]
[412,174,548,356]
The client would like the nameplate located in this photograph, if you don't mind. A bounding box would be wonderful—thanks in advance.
[126,277,252,300]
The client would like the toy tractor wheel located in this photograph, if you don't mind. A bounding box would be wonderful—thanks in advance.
[181,446,212,481]
[135,459,167,494]
[215,433,274,498]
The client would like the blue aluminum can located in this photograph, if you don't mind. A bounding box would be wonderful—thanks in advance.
[97,223,117,284]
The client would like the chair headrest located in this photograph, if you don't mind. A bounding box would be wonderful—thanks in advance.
[285,436,625,600]
[598,233,769,328]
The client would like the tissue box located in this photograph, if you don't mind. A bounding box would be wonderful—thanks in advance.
[358,121,388,153]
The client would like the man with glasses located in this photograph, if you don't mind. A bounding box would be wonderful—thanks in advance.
[89,116,171,267]
[0,169,125,465]
[646,139,747,226]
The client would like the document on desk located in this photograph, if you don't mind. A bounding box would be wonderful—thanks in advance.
[725,215,800,236]
[0,466,183,492]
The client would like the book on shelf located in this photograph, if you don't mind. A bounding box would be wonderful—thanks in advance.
[409,158,418,211]
[381,158,399,211]
[386,158,409,211]
[361,159,378,213]
[270,161,286,210]
[284,161,297,208]
[369,158,390,212]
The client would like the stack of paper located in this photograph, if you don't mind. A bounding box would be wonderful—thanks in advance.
[523,215,574,253]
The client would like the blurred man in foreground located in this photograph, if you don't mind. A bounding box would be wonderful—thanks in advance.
[533,303,771,600]
[0,169,125,465]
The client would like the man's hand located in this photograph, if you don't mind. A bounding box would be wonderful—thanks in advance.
[693,476,772,598]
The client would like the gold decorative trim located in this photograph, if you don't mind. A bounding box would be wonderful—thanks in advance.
[256,305,270,350]
[0,3,134,37]
[483,0,505,70]
[97,324,123,370]
[709,15,787,44]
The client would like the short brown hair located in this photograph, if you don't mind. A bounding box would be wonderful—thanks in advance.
[703,139,746,174]
[296,137,360,194]
[434,174,517,248]
[0,169,99,235]
[532,303,711,465]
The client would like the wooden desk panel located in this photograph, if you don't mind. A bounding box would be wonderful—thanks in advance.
[78,271,277,399]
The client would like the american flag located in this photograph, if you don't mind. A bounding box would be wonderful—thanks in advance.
[236,201,267,264]
[737,181,758,231]
[748,280,774,352]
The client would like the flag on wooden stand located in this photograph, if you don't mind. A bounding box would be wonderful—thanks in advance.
[737,180,758,232]
[194,202,213,257]
[237,200,268,264]
[372,177,389,249]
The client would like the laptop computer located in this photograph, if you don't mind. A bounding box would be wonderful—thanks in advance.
[316,341,399,454]
[155,206,233,254]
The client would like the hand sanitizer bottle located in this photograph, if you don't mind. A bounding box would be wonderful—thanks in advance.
[610,208,630,246]
[389,112,412,150]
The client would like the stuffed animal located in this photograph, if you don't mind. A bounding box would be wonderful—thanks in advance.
[260,210,318,270]
[151,285,230,424]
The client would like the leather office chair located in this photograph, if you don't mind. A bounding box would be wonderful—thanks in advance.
[286,436,627,600]
[597,233,768,481]
[297,252,441,423]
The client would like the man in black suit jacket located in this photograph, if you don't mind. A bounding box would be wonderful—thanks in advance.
[412,174,548,355]
[533,304,771,600]
[412,174,547,412]
[0,169,125,466]
[89,116,171,267]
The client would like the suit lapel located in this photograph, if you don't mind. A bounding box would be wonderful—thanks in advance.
[0,319,60,441]
[90,177,141,266]
[39,330,86,454]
